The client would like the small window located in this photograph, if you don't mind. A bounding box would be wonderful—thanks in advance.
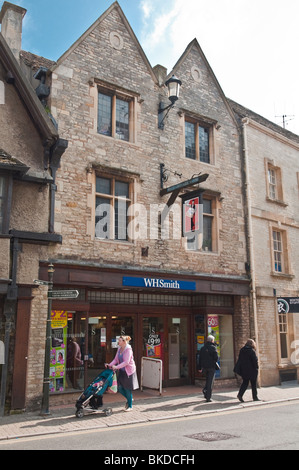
[185,119,211,164]
[0,174,8,234]
[271,228,291,275]
[268,167,277,199]
[97,88,134,142]
[266,161,284,203]
[273,230,283,272]
[95,175,131,241]
[278,309,288,359]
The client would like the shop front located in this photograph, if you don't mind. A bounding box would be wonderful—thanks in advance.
[42,264,249,397]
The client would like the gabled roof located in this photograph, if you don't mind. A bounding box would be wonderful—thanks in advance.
[52,1,158,84]
[0,32,59,147]
[228,99,299,145]
[169,38,240,131]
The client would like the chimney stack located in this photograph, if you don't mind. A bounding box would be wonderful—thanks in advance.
[0,2,27,62]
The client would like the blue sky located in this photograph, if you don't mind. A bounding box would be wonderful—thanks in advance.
[1,0,299,134]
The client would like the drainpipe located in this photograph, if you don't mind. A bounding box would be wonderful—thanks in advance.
[242,119,261,387]
[0,237,19,416]
[48,138,68,233]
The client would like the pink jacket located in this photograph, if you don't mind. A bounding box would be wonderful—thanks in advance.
[109,345,136,377]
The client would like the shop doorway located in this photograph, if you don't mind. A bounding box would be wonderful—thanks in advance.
[142,314,190,385]
[87,314,136,385]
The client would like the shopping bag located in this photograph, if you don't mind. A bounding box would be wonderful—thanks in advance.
[107,372,118,394]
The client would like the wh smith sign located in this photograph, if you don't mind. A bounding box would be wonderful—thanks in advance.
[123,276,196,291]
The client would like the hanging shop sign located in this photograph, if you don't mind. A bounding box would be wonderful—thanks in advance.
[123,276,196,291]
[277,297,299,314]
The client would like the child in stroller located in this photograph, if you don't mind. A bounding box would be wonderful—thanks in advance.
[75,368,114,418]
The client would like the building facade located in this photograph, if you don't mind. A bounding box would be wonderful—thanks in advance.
[3,0,297,413]
[0,2,67,414]
[230,101,299,386]
[32,2,250,408]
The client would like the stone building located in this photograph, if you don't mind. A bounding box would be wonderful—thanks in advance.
[22,1,250,409]
[4,0,297,412]
[230,101,299,386]
[0,2,67,414]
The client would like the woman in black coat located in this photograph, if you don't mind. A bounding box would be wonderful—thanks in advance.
[234,339,260,402]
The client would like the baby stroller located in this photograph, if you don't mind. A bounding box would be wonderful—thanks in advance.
[75,369,114,418]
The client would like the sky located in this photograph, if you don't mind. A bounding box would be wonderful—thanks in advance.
[1,0,299,135]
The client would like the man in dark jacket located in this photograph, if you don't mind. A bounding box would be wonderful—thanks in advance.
[197,335,219,402]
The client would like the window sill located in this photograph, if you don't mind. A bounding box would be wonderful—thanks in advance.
[90,129,140,149]
[95,237,133,246]
[266,196,288,207]
[270,271,295,280]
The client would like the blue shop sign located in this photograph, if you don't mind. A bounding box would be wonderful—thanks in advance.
[123,276,196,291]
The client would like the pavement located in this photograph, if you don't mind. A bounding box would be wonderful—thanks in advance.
[0,381,299,442]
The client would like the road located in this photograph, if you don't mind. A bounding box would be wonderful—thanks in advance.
[1,400,298,452]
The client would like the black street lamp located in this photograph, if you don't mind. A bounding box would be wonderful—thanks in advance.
[158,74,182,129]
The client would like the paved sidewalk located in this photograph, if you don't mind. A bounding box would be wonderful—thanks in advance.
[0,382,298,441]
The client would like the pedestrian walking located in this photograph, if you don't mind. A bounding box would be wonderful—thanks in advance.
[234,339,260,402]
[106,335,139,411]
[197,335,219,402]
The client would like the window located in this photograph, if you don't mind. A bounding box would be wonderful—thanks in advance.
[278,309,288,360]
[187,196,216,252]
[271,228,291,276]
[97,87,135,142]
[185,119,211,163]
[266,161,284,203]
[273,230,283,272]
[95,176,131,241]
[0,80,4,105]
[0,174,8,234]
[268,167,277,199]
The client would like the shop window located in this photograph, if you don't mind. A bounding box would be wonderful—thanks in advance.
[97,85,137,143]
[185,118,214,164]
[208,314,234,379]
[50,311,86,394]
[143,317,164,363]
[95,175,132,241]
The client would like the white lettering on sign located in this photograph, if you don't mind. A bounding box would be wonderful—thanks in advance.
[0,81,4,104]
[143,278,180,289]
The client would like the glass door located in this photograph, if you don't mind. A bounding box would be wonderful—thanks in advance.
[87,315,107,385]
[168,316,189,381]
[86,313,136,386]
[142,316,165,373]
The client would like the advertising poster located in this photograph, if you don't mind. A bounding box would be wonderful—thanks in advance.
[183,196,203,236]
[50,311,68,393]
[208,315,221,378]
[146,333,162,358]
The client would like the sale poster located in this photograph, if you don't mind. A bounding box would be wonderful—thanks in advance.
[50,311,67,393]
[208,315,221,378]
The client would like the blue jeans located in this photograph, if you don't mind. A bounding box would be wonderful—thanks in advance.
[118,384,133,408]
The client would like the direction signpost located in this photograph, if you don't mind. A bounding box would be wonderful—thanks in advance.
[48,290,79,299]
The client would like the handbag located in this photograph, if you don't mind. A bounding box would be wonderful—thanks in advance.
[107,372,118,394]
[233,359,241,376]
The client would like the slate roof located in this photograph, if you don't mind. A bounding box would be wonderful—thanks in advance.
[0,148,29,173]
